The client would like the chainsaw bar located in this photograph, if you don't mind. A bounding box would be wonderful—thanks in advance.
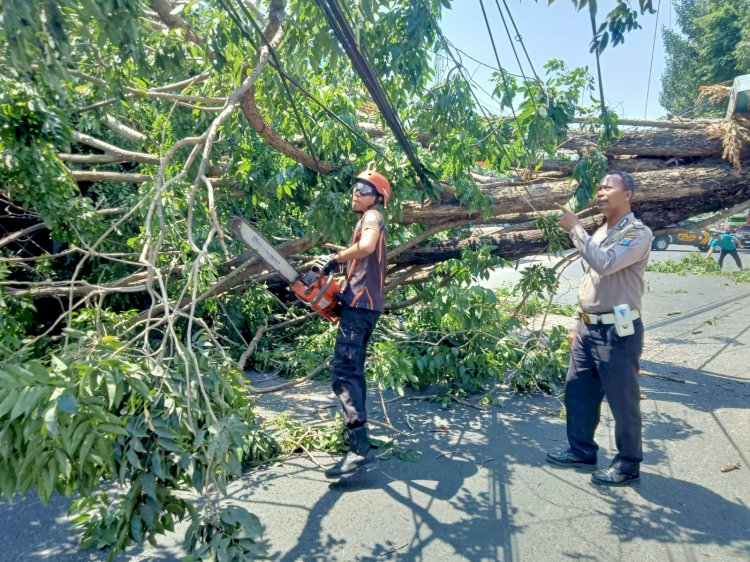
[229,216,300,284]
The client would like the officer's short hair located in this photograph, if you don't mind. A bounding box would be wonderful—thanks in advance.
[607,170,636,192]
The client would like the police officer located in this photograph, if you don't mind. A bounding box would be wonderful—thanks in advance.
[321,170,390,478]
[547,171,652,486]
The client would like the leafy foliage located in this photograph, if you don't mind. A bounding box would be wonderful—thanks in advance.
[371,251,572,394]
[646,252,750,283]
[0,0,648,559]
[0,330,276,560]
[254,247,573,396]
[547,0,656,54]
[660,0,750,117]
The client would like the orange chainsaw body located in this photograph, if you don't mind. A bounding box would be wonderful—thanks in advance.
[229,215,342,322]
[290,270,342,322]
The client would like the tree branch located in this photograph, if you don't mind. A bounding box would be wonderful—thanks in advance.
[239,84,335,174]
[0,223,46,250]
[101,115,147,144]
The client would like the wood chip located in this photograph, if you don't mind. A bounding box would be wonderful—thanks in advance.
[720,462,741,473]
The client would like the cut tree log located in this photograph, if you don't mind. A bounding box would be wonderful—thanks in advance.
[398,160,747,227]
[535,157,687,175]
[560,128,727,158]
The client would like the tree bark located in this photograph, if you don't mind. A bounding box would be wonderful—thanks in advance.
[389,161,750,266]
[398,160,748,227]
[561,128,726,158]
[535,157,687,175]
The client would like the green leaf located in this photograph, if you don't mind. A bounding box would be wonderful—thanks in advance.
[130,514,144,543]
[140,472,157,500]
[150,451,168,480]
[56,392,78,414]
[220,505,263,540]
[78,432,97,468]
[43,406,57,437]
[0,388,19,418]
[98,423,129,437]
[126,447,143,470]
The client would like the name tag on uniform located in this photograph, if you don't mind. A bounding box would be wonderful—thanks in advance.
[613,304,635,337]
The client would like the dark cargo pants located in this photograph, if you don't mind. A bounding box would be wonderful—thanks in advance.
[718,249,742,270]
[331,306,380,429]
[565,318,644,474]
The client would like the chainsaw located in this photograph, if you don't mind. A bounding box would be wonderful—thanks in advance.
[229,216,342,322]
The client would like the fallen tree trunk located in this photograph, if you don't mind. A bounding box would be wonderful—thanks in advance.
[535,156,689,175]
[9,161,749,301]
[390,161,750,265]
[399,160,746,226]
[561,128,726,158]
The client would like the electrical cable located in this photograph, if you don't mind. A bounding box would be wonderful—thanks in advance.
[313,0,433,188]
[499,0,542,83]
[644,0,662,119]
[415,0,522,179]
[439,41,527,78]
[216,0,383,157]
[491,0,539,108]
[478,0,518,119]
[478,0,545,174]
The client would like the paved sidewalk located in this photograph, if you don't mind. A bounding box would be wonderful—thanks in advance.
[2,259,749,561]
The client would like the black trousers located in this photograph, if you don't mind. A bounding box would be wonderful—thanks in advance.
[718,249,743,270]
[565,318,644,474]
[331,306,380,429]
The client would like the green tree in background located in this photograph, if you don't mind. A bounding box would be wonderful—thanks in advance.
[660,0,750,117]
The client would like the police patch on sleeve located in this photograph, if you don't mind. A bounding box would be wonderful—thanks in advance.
[619,229,641,246]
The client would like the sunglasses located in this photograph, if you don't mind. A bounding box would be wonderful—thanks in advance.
[352,181,378,197]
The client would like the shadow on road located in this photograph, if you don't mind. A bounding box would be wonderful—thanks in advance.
[600,473,750,556]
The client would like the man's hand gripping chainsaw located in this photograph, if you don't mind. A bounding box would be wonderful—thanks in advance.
[229,216,342,322]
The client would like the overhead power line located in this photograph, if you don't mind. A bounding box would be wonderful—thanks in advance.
[440,41,527,79]
[416,0,522,179]
[644,0,662,119]
[478,0,518,118]
[312,0,433,188]
[216,0,383,158]
[499,0,541,84]
[490,0,539,109]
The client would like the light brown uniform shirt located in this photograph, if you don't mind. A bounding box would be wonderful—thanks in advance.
[570,212,652,314]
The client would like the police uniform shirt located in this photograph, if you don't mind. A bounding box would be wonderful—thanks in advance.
[569,212,652,314]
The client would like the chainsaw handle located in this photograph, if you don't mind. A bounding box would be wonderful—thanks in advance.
[308,274,336,306]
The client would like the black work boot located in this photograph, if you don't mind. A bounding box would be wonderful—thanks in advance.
[324,426,376,478]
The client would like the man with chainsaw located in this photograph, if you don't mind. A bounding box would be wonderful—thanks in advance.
[321,170,390,478]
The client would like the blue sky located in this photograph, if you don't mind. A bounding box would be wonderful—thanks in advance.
[440,0,673,119]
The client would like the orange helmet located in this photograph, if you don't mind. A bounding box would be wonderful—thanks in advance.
[356,170,391,206]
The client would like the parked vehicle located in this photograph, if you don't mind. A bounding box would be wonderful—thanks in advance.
[725,213,748,233]
[735,225,750,249]
[651,224,712,252]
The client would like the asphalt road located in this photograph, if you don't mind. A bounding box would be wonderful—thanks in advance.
[2,246,748,561]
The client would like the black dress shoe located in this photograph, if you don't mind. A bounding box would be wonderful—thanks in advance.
[591,465,640,486]
[546,449,597,468]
